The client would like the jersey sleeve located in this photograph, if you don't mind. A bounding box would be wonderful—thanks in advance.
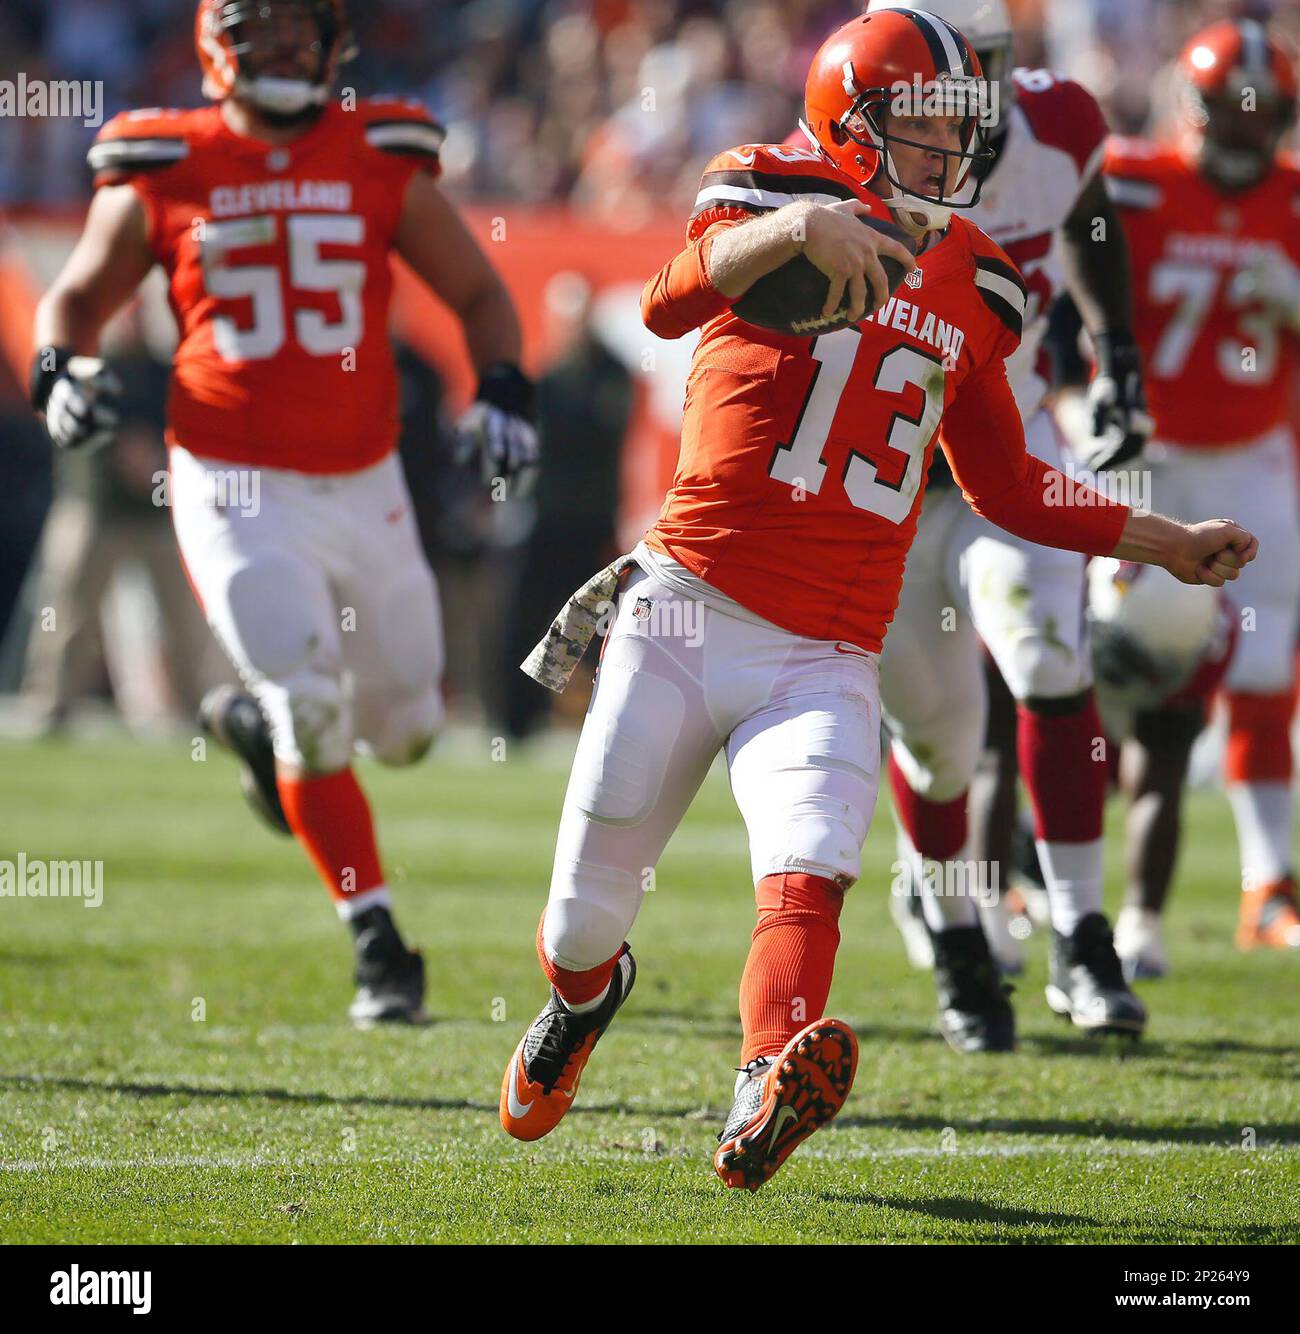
[969,233,1028,364]
[687,142,860,242]
[359,97,445,181]
[1101,137,1165,212]
[942,355,1128,554]
[1017,72,1109,185]
[86,110,190,190]
[641,222,734,339]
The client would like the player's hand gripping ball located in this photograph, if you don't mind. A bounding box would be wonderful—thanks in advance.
[734,206,918,337]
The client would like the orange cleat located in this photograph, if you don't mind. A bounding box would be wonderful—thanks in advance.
[714,1017,858,1192]
[1236,878,1300,950]
[499,948,636,1142]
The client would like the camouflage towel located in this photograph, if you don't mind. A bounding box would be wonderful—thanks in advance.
[521,553,639,693]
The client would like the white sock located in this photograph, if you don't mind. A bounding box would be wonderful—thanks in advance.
[1226,781,1294,891]
[335,884,391,920]
[908,841,979,932]
[1036,838,1104,937]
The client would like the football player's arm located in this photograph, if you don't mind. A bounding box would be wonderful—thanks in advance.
[395,173,538,487]
[941,359,1255,587]
[34,184,154,355]
[394,171,522,371]
[641,199,916,337]
[1060,172,1152,468]
[32,184,153,451]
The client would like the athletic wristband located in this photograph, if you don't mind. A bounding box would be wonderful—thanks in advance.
[475,363,536,424]
[30,345,73,412]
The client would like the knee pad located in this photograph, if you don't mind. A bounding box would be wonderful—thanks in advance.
[541,884,637,973]
[1004,636,1091,701]
[889,723,979,806]
[255,669,351,773]
[361,688,444,766]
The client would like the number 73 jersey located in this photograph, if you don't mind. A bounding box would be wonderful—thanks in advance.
[1105,136,1300,447]
[643,145,1027,653]
[89,99,444,473]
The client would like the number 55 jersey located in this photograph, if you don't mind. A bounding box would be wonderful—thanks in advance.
[89,98,444,474]
[640,143,1128,654]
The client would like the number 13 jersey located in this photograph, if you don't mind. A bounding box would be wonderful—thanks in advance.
[642,144,1035,653]
[89,98,444,473]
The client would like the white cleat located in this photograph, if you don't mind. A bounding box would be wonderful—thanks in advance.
[1114,906,1169,982]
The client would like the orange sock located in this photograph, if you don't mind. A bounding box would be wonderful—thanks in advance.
[1225,691,1294,783]
[738,873,845,1065]
[278,768,385,913]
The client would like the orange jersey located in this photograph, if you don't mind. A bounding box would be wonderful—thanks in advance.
[89,98,444,473]
[641,144,1127,652]
[1105,137,1300,447]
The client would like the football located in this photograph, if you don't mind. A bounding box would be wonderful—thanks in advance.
[733,213,919,337]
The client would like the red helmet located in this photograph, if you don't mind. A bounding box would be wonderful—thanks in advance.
[1177,19,1297,188]
[804,8,994,231]
[196,0,356,117]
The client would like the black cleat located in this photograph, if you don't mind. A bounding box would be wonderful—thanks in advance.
[199,685,289,835]
[931,925,1017,1053]
[1045,912,1147,1037]
[349,906,426,1026]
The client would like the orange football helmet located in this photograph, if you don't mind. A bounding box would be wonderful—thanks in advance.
[804,7,994,231]
[1177,18,1297,188]
[196,0,356,118]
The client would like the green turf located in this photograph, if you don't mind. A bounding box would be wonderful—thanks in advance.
[0,732,1297,1244]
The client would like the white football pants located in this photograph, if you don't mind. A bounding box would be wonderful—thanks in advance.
[170,444,445,773]
[1142,427,1300,694]
[542,565,882,973]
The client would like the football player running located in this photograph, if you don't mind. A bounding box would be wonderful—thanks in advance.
[857,1,1154,1052]
[498,9,1255,1191]
[31,0,539,1024]
[1106,18,1300,953]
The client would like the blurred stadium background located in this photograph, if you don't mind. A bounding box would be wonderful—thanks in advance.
[2,0,1299,739]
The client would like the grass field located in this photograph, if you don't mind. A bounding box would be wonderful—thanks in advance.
[1,730,1297,1245]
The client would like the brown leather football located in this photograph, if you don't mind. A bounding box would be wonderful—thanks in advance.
[733,214,918,337]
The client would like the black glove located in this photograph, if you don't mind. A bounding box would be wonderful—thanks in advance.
[31,345,122,452]
[1082,331,1153,473]
[456,362,540,495]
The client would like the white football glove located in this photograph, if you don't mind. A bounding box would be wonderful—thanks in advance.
[1082,332,1153,473]
[1229,245,1300,332]
[455,363,540,496]
[32,351,122,452]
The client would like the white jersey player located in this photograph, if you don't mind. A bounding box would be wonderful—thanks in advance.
[864,0,1154,1050]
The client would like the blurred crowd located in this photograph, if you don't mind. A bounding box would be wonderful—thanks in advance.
[5,0,1300,214]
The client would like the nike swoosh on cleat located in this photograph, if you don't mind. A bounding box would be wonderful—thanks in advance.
[772,1104,799,1140]
[727,149,757,166]
[506,1061,533,1119]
